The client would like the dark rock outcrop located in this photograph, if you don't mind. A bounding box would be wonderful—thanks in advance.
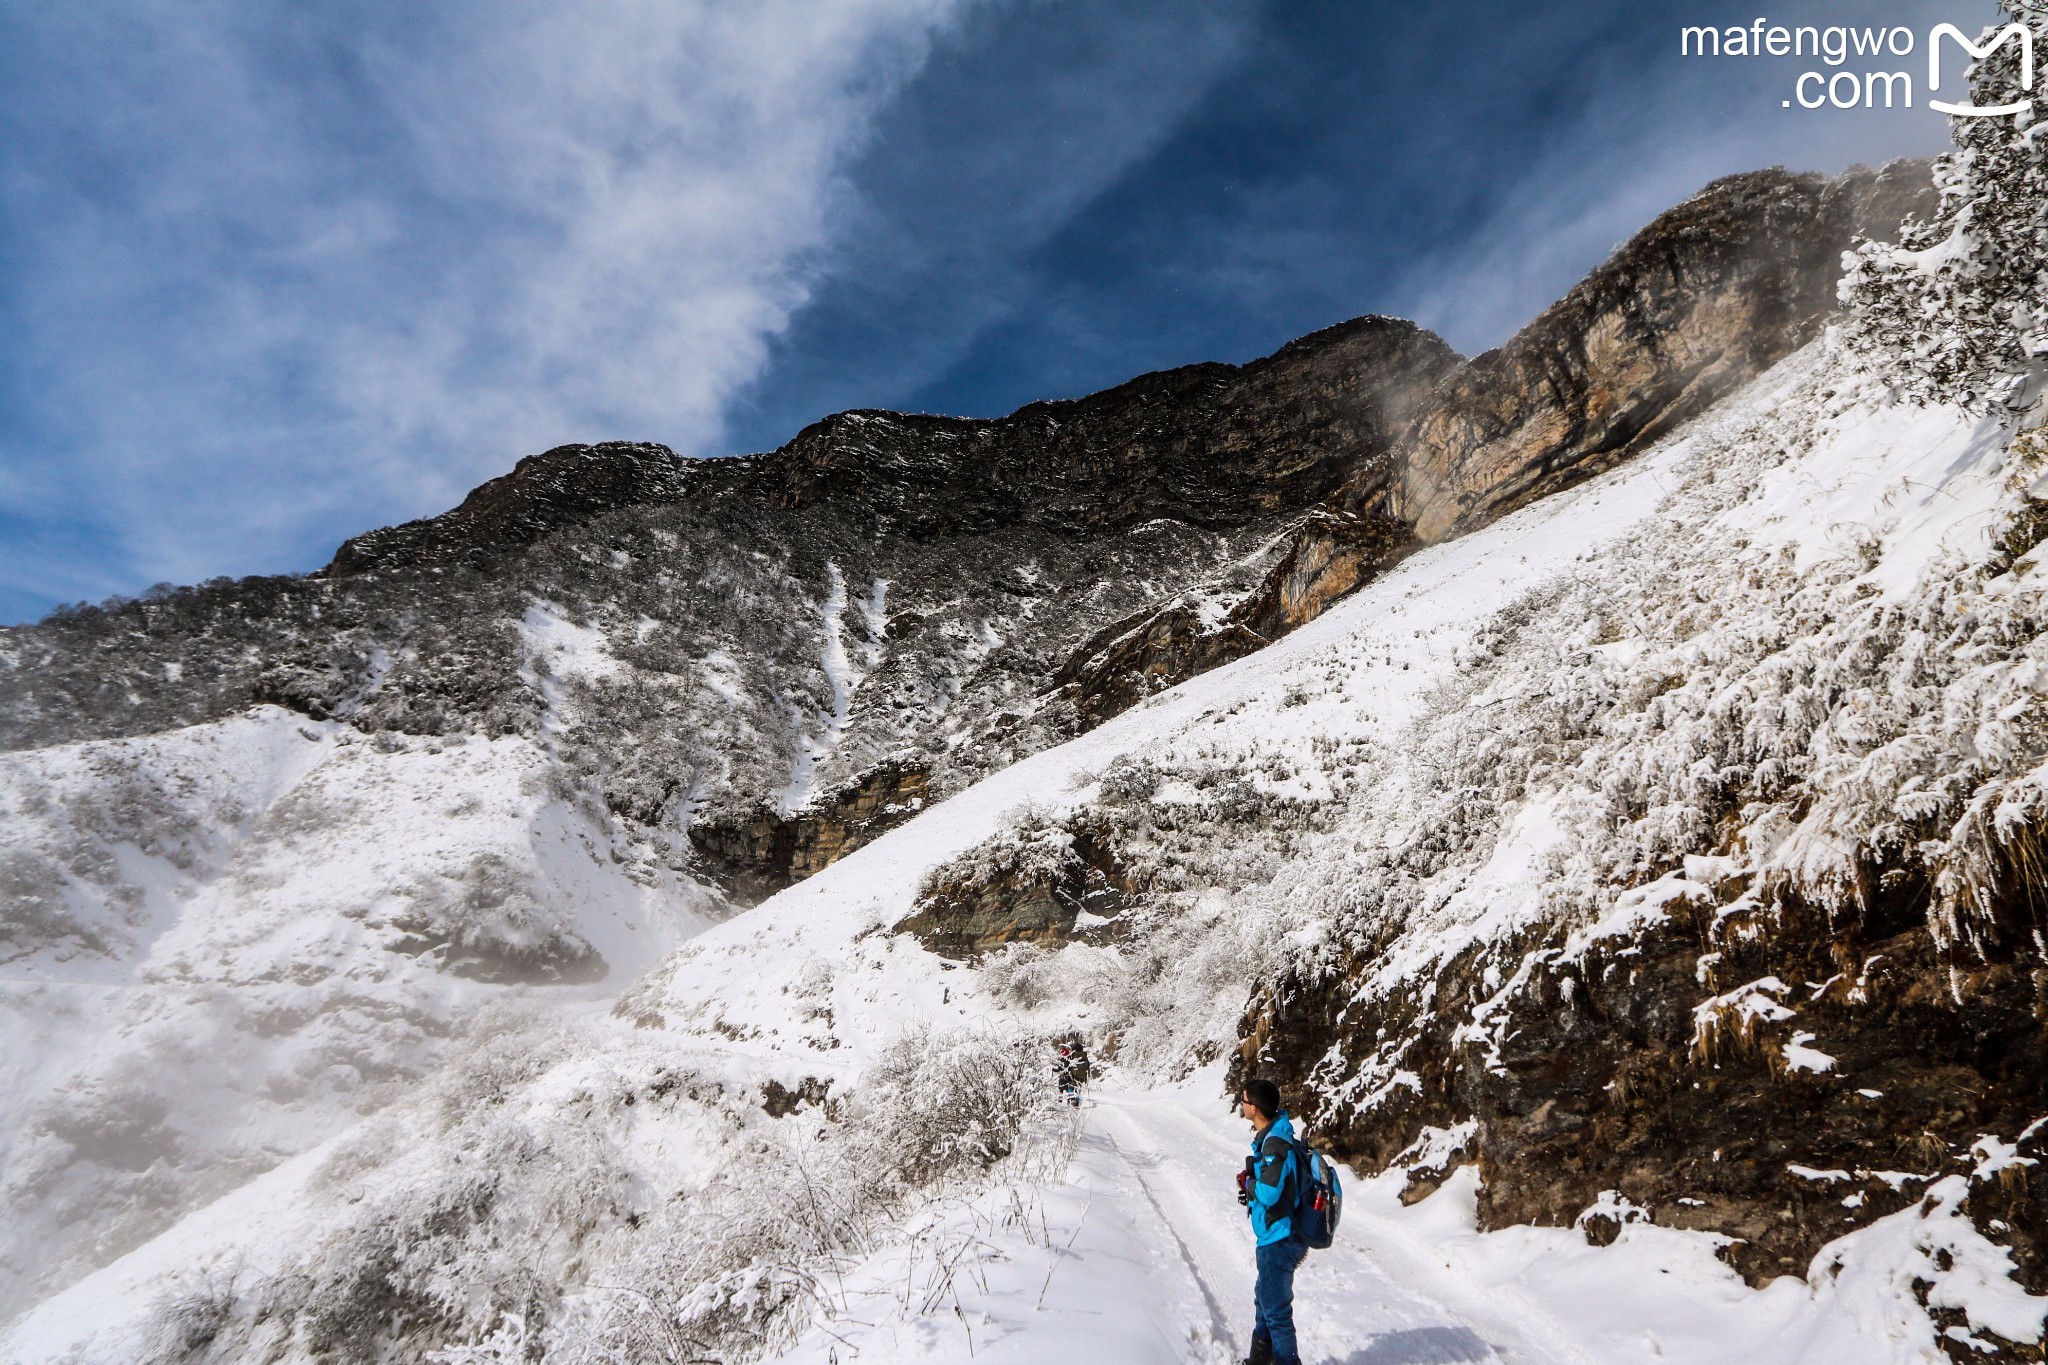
[898,821,1130,957]
[1048,508,1413,726]
[1227,508,1415,642]
[688,760,930,901]
[330,442,689,574]
[1237,836,2048,1297]
[1050,604,1268,730]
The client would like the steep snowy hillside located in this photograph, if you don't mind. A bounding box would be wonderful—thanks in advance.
[8,329,2043,1363]
[15,29,2048,1346]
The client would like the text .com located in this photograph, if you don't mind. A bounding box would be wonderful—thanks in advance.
[1681,19,2035,114]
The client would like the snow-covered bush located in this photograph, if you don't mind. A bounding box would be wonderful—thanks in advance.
[126,1016,1072,1365]
[394,852,602,983]
[970,889,1291,1078]
[1840,5,2048,406]
[0,745,224,966]
[979,940,1066,1007]
[854,1026,1053,1183]
[547,1025,1070,1365]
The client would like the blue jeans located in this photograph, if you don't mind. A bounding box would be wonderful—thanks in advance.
[1253,1237,1308,1363]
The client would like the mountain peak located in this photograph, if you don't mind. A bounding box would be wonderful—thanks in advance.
[326,440,688,575]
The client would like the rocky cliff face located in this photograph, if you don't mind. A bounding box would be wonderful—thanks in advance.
[686,759,930,900]
[0,164,1929,910]
[1378,161,1937,540]
[0,314,1456,906]
[327,313,1456,577]
[1240,853,2048,1290]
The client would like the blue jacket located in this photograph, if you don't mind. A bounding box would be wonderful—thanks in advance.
[1246,1113,1299,1246]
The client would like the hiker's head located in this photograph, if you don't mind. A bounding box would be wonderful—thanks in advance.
[1239,1078,1281,1124]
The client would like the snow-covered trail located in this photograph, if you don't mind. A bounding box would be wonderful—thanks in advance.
[1056,1075,1975,1365]
[1086,1085,1563,1365]
[778,1074,1578,1365]
[778,1068,1955,1364]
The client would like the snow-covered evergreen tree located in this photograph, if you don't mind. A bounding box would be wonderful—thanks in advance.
[1840,5,2048,406]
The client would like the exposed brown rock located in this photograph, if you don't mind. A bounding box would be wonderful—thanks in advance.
[1374,161,1936,542]
[1044,165,1930,730]
[898,865,1081,957]
[897,822,1130,958]
[1236,842,2048,1301]
[789,763,931,879]
[1050,605,1268,728]
[689,760,930,902]
[1226,508,1413,641]
[1044,508,1411,728]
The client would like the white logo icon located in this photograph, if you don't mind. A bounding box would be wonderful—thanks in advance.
[1929,22,2034,116]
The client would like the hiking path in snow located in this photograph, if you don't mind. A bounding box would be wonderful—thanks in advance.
[779,1072,1575,1364]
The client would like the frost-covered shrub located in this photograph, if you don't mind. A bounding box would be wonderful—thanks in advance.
[1091,894,1286,1075]
[545,1026,1068,1365]
[924,742,1340,1071]
[260,1111,628,1363]
[1097,754,1162,802]
[424,1312,531,1365]
[0,748,220,966]
[131,1017,1071,1365]
[1840,5,2048,406]
[969,894,1285,1077]
[142,1266,239,1362]
[853,1026,1054,1184]
[395,853,601,982]
[980,941,1065,1007]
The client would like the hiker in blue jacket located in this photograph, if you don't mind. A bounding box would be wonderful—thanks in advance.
[1235,1076,1307,1365]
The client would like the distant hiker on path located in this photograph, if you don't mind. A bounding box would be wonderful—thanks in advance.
[1053,1037,1089,1105]
[1235,1076,1306,1365]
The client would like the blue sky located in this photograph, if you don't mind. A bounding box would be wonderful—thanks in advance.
[0,0,1994,623]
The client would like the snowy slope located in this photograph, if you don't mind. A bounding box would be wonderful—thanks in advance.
[5,339,2043,1362]
[0,706,719,1322]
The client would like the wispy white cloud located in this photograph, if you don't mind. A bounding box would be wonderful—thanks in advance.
[0,0,970,611]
